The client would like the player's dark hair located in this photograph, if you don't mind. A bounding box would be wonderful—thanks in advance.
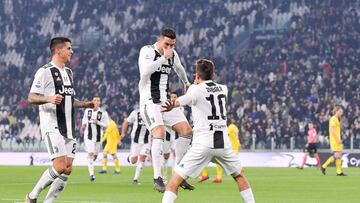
[195,59,215,80]
[50,37,71,54]
[160,28,176,39]
[170,91,178,96]
[93,95,100,99]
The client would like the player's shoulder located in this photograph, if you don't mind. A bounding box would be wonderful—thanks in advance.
[40,62,54,70]
[64,66,73,74]
[141,44,156,52]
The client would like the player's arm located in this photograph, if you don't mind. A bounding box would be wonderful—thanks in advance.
[173,51,191,92]
[28,93,63,105]
[139,46,172,76]
[120,119,129,140]
[28,68,63,105]
[161,86,196,111]
[74,99,94,108]
[80,109,88,134]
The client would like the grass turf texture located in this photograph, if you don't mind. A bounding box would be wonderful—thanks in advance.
[0,166,359,203]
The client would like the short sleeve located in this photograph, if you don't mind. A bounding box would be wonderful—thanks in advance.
[177,85,197,106]
[126,110,137,123]
[30,68,48,94]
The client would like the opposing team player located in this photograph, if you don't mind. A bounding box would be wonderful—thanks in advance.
[26,37,94,203]
[100,118,121,174]
[321,106,347,176]
[162,59,255,203]
[138,28,194,192]
[121,108,150,184]
[82,95,109,181]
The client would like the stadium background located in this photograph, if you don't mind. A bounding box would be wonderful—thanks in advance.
[1,0,360,202]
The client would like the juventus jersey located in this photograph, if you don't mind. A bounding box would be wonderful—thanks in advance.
[82,108,109,142]
[127,109,149,144]
[177,80,231,149]
[30,62,76,139]
[138,44,189,105]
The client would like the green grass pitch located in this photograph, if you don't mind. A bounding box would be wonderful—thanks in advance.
[0,166,359,203]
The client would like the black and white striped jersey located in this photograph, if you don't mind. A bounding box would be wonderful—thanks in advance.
[127,109,149,144]
[82,108,109,142]
[30,62,76,139]
[177,81,231,149]
[138,43,189,105]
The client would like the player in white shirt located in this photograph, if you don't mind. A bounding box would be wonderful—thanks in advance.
[162,59,255,203]
[138,28,194,192]
[26,37,94,203]
[81,95,109,181]
[121,108,150,185]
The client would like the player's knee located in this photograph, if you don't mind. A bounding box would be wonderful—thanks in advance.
[64,165,73,175]
[139,155,146,162]
[131,156,138,164]
[152,126,165,138]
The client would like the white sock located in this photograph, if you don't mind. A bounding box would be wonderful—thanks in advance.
[87,156,94,176]
[134,161,144,180]
[162,158,168,180]
[151,138,164,179]
[29,167,59,199]
[175,136,191,165]
[240,188,255,203]
[162,191,177,203]
[44,174,69,203]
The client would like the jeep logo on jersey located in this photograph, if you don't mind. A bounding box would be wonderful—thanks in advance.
[58,85,76,96]
[156,65,172,74]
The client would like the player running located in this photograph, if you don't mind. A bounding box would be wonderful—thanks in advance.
[82,95,109,181]
[138,28,194,192]
[321,106,347,176]
[121,108,151,185]
[26,37,94,203]
[161,59,255,203]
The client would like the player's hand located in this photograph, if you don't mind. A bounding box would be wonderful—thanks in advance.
[47,94,63,105]
[161,100,175,112]
[163,48,174,60]
[86,101,95,108]
[183,82,191,93]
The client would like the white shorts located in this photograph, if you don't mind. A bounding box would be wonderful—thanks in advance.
[175,144,242,179]
[43,132,76,160]
[130,142,151,157]
[140,102,187,131]
[84,139,101,154]
[164,127,175,154]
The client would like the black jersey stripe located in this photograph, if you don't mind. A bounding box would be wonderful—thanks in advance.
[213,131,224,149]
[133,124,142,143]
[166,131,171,141]
[144,128,149,143]
[96,111,103,142]
[65,68,75,139]
[50,67,68,138]
[87,110,93,140]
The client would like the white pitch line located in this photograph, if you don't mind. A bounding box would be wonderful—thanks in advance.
[0,198,124,203]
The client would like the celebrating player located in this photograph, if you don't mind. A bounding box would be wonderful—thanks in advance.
[138,28,194,192]
[82,95,109,181]
[26,37,94,203]
[321,106,347,176]
[162,59,255,203]
[100,118,121,174]
[121,108,150,185]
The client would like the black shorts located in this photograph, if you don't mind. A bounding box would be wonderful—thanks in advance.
[307,143,317,154]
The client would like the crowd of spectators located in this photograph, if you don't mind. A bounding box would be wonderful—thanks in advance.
[0,0,359,151]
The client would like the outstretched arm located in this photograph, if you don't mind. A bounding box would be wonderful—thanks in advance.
[74,99,94,108]
[28,93,63,105]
